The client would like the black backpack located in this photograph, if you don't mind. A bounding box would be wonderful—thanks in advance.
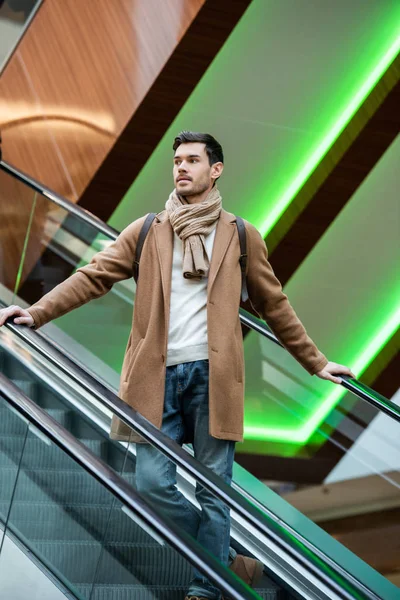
[132,213,248,302]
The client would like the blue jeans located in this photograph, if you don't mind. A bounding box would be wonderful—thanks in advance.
[135,359,236,599]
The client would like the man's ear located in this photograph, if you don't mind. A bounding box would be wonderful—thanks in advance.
[211,161,224,181]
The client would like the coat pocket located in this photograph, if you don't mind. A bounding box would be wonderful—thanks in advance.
[124,337,144,383]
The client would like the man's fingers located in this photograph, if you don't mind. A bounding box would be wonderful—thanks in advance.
[14,317,31,325]
[0,306,24,326]
[0,309,14,326]
[324,373,343,384]
[333,365,356,379]
[340,369,356,379]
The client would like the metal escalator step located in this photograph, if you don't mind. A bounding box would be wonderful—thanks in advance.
[33,541,192,586]
[0,467,135,506]
[77,584,186,600]
[0,453,24,470]
[0,467,24,506]
[0,402,29,435]
[254,574,285,600]
[6,501,156,545]
[33,541,282,599]
[0,435,105,469]
[78,584,282,600]
[44,407,72,428]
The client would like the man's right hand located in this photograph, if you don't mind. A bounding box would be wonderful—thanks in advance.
[0,305,34,328]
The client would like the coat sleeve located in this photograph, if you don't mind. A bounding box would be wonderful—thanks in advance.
[244,221,328,376]
[27,215,148,329]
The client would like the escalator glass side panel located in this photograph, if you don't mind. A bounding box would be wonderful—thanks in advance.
[0,166,37,300]
[0,419,117,599]
[0,395,29,551]
[236,338,400,589]
[0,328,134,483]
[0,395,258,600]
[0,166,132,389]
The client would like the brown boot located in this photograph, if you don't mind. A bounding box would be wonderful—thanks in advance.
[229,554,264,587]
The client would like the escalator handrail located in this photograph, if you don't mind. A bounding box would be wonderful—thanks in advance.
[1,158,397,424]
[2,317,381,600]
[238,310,400,423]
[0,160,119,240]
[0,372,260,600]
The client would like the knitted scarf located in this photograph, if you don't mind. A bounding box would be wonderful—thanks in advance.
[165,185,222,279]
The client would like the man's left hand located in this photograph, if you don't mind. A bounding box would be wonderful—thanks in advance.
[315,361,356,384]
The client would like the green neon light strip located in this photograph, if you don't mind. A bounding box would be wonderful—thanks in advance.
[244,305,400,442]
[258,36,400,239]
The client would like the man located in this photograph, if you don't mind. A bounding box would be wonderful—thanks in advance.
[0,131,355,599]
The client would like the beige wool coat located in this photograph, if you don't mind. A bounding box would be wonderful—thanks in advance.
[27,208,328,443]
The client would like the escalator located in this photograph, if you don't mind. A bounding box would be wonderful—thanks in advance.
[0,372,258,600]
[1,310,393,600]
[0,160,399,599]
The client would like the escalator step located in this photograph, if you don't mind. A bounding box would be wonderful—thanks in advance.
[77,584,187,600]
[0,411,29,435]
[0,402,80,431]
[32,541,282,599]
[45,407,72,428]
[0,467,135,505]
[78,582,282,599]
[33,541,192,586]
[5,501,157,544]
[0,436,105,469]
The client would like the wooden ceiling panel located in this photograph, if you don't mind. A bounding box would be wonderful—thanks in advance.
[77,0,253,221]
[0,0,206,202]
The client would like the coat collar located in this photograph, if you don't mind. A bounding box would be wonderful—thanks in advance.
[153,209,237,312]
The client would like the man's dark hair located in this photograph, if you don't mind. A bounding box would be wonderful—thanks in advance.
[173,131,224,166]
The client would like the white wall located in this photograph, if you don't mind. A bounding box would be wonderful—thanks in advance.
[0,532,67,599]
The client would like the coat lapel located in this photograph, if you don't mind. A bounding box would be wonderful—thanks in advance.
[154,212,174,317]
[207,209,236,295]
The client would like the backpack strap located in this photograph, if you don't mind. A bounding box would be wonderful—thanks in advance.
[235,216,249,303]
[133,213,249,300]
[133,213,157,283]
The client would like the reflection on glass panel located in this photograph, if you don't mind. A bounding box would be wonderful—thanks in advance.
[0,0,42,72]
[0,167,38,296]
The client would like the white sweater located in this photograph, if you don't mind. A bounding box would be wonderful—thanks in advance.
[166,225,217,367]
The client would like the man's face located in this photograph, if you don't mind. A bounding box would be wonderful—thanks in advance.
[173,142,223,198]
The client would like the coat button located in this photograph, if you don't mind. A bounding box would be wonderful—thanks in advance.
[161,354,165,363]
[211,347,218,353]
